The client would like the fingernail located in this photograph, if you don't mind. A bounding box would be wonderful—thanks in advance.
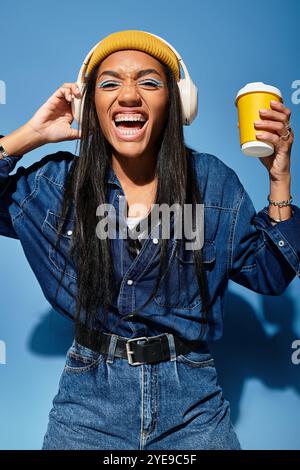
[260,109,267,114]
[270,100,278,104]
[256,132,264,137]
[254,120,262,125]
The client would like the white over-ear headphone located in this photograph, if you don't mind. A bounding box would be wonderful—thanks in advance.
[71,31,198,128]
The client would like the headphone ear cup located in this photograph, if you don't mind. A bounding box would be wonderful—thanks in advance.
[71,82,85,130]
[177,78,198,125]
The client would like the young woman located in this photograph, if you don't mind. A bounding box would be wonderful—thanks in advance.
[0,30,299,450]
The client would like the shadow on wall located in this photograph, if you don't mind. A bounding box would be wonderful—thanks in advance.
[210,290,300,424]
[28,290,300,425]
[28,309,74,356]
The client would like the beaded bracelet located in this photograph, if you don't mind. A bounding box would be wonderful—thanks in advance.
[0,144,9,159]
[267,194,293,223]
[267,195,293,207]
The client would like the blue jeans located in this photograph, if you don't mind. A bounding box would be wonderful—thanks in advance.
[42,333,241,450]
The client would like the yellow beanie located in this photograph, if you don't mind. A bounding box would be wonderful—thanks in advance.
[85,30,181,82]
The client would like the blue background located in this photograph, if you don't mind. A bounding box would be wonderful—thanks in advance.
[0,0,299,450]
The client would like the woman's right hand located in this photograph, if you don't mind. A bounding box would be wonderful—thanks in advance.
[26,83,82,144]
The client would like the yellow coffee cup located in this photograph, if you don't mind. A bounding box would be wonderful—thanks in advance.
[235,82,283,157]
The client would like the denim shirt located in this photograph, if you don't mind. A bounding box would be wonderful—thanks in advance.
[0,144,299,342]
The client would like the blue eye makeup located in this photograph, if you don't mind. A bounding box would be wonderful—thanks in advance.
[96,78,164,89]
[97,80,120,89]
[138,78,164,87]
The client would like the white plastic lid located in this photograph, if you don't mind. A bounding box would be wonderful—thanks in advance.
[242,141,274,158]
[235,82,282,103]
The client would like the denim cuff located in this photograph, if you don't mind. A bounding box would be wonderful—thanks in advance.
[0,135,24,166]
[254,204,300,278]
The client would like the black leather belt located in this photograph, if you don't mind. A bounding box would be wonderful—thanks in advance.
[76,324,204,366]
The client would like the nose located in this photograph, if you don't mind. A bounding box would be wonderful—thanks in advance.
[117,83,142,106]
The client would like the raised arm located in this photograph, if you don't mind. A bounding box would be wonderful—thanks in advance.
[0,81,81,159]
[0,82,81,239]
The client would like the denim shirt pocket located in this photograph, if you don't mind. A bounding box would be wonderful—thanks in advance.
[42,209,77,280]
[153,240,216,310]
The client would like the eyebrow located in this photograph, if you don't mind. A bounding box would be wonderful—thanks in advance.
[97,68,162,80]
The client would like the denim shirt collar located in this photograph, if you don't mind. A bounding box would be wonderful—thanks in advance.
[105,164,123,192]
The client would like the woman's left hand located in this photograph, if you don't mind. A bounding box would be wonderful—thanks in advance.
[254,100,294,181]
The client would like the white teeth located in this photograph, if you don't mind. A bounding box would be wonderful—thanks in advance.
[114,113,147,123]
[117,127,142,135]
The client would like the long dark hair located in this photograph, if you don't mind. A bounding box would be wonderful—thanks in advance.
[54,59,211,343]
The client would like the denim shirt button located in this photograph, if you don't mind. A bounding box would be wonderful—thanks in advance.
[278,240,285,247]
[152,238,159,244]
[127,279,134,285]
[67,230,73,236]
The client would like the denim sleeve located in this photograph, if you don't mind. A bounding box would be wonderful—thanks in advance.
[0,135,25,239]
[228,185,300,295]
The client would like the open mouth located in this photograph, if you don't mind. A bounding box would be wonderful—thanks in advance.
[112,113,149,139]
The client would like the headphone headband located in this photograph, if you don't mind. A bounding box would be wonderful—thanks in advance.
[71,30,198,128]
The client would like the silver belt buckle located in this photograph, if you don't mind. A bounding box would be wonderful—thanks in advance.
[126,336,149,366]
